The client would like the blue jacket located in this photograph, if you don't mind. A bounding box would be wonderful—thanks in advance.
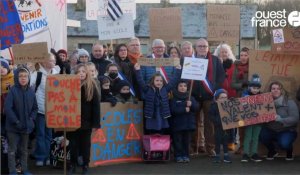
[170,94,199,131]
[135,68,181,119]
[4,67,38,134]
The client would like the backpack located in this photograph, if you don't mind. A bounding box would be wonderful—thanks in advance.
[34,71,42,93]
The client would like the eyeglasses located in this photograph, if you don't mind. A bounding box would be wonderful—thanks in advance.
[153,46,165,50]
[197,45,208,48]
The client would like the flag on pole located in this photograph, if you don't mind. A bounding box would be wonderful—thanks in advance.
[107,0,123,21]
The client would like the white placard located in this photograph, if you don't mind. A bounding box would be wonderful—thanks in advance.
[272,28,285,44]
[97,14,134,40]
[67,19,81,27]
[181,57,208,81]
[86,0,136,20]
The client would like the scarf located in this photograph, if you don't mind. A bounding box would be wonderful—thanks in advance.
[274,95,285,107]
[223,59,233,71]
[128,52,142,64]
[172,89,189,101]
[237,62,249,80]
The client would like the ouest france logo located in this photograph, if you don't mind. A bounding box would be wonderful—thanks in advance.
[251,9,300,27]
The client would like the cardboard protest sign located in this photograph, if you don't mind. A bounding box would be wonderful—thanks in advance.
[217,93,276,130]
[0,0,24,50]
[97,14,134,40]
[181,57,208,81]
[12,42,48,64]
[46,75,81,129]
[137,58,180,67]
[271,27,300,54]
[149,8,182,41]
[90,102,143,167]
[249,50,300,98]
[207,4,240,43]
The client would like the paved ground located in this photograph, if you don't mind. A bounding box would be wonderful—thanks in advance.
[28,153,300,175]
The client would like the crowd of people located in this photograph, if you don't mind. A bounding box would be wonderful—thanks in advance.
[1,37,300,175]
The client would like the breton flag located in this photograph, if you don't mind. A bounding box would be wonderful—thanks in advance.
[107,0,123,21]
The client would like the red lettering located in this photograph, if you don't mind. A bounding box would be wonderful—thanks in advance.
[47,91,65,103]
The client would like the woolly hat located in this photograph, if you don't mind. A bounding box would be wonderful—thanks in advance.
[177,79,189,89]
[99,76,110,86]
[77,49,90,58]
[57,49,67,56]
[249,73,261,87]
[115,80,130,93]
[214,88,228,100]
[0,58,10,71]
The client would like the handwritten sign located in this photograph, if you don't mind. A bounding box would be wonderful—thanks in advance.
[249,50,300,98]
[90,102,143,167]
[12,42,48,64]
[137,58,180,67]
[46,75,81,129]
[217,93,276,130]
[271,27,300,54]
[0,0,24,50]
[97,14,134,40]
[207,4,240,43]
[181,57,208,81]
[149,8,182,41]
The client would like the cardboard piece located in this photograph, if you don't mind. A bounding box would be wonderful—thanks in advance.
[181,57,208,81]
[271,27,300,54]
[137,57,180,67]
[207,4,240,43]
[90,102,144,167]
[217,93,276,130]
[45,75,81,129]
[149,8,182,41]
[12,42,48,64]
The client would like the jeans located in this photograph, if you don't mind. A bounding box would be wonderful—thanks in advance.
[243,125,262,155]
[7,132,29,173]
[214,127,229,155]
[34,113,53,161]
[172,130,191,158]
[259,127,297,153]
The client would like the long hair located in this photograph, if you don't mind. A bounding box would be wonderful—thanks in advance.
[213,43,236,61]
[168,46,181,58]
[269,81,288,100]
[114,44,128,59]
[149,73,166,87]
[75,63,100,101]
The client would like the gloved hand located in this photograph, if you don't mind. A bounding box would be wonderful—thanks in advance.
[109,98,117,107]
[275,114,283,122]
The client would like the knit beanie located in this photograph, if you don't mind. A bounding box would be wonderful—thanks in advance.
[57,49,68,57]
[249,73,262,88]
[115,80,130,93]
[214,88,228,100]
[0,58,10,71]
[77,49,90,58]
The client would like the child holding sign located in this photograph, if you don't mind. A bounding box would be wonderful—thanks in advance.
[209,89,232,163]
[4,66,38,175]
[241,74,263,163]
[68,63,100,175]
[134,63,181,134]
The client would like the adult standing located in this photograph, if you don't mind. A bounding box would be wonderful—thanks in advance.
[260,81,299,161]
[127,37,143,65]
[91,43,111,76]
[192,38,225,156]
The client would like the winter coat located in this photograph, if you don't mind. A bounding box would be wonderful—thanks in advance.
[231,60,249,97]
[4,67,38,134]
[1,71,14,114]
[222,59,237,98]
[91,54,112,77]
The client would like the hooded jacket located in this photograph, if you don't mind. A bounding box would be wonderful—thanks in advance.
[4,67,38,134]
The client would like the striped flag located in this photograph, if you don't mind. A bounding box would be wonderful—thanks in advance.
[107,0,123,21]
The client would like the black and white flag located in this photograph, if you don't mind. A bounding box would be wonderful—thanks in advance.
[107,0,123,21]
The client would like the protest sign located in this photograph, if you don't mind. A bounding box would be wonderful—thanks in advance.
[0,0,24,50]
[90,102,143,167]
[207,4,240,43]
[149,8,182,41]
[12,42,48,64]
[217,93,276,130]
[45,75,81,129]
[97,14,134,40]
[249,50,300,98]
[271,27,300,54]
[137,58,180,67]
[181,57,208,81]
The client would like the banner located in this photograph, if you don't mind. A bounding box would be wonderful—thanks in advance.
[137,58,180,67]
[217,93,276,130]
[45,75,81,129]
[90,102,143,167]
[181,57,208,81]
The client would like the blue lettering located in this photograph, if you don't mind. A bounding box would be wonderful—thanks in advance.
[102,109,143,127]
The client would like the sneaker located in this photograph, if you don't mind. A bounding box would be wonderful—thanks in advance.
[175,157,184,163]
[241,154,250,162]
[23,171,33,175]
[266,151,278,160]
[251,154,262,162]
[182,156,190,163]
[228,143,235,151]
[286,150,294,161]
[223,155,232,163]
[82,165,88,175]
[213,155,221,163]
[35,160,44,166]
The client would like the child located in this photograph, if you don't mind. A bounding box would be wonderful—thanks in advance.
[4,66,38,175]
[68,63,100,175]
[170,80,199,163]
[115,80,137,103]
[209,89,232,163]
[241,74,263,162]
[99,76,117,106]
[86,62,101,92]
[134,63,181,134]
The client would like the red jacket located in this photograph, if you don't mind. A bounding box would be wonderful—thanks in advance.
[222,63,237,98]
